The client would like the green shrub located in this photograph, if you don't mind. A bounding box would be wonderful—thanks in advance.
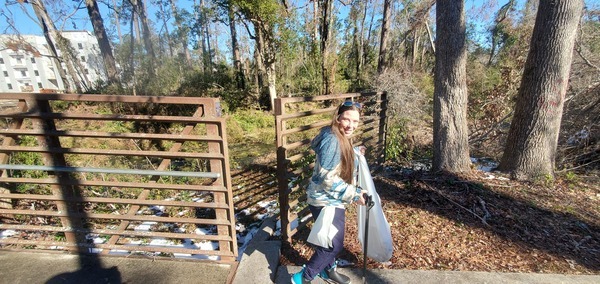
[385,120,412,163]
[231,109,274,132]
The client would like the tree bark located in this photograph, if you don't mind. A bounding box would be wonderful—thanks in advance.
[85,0,119,84]
[170,0,192,66]
[199,0,210,72]
[227,2,245,89]
[320,0,335,95]
[30,0,88,92]
[28,0,71,92]
[112,0,123,43]
[377,0,391,74]
[158,3,174,57]
[433,0,471,173]
[498,0,584,180]
[131,0,155,69]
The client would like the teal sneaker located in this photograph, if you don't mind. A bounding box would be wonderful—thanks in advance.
[318,261,351,284]
[291,266,311,284]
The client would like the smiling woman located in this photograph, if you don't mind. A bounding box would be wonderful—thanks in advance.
[291,100,368,284]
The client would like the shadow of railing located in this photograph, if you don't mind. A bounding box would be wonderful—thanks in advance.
[374,171,600,271]
[33,98,123,283]
[231,164,278,222]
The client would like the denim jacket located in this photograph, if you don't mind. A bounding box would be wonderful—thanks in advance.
[306,126,362,208]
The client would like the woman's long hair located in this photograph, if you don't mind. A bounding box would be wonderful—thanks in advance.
[330,103,361,184]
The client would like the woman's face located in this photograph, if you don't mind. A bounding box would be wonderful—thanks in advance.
[337,109,360,137]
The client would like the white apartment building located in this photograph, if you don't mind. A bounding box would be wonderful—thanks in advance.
[0,31,107,93]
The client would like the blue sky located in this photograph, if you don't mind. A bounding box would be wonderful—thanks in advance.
[1,0,599,47]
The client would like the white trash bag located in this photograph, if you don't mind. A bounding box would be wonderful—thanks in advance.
[307,206,338,248]
[356,153,393,262]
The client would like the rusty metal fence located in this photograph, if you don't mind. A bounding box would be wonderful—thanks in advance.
[275,92,388,243]
[0,93,237,262]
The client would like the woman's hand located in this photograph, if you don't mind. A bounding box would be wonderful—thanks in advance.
[355,189,368,206]
[358,145,366,156]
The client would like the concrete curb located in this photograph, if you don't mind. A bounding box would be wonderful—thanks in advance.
[278,266,600,284]
[232,217,281,284]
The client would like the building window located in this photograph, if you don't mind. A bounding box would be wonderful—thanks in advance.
[34,70,39,76]
[0,58,4,64]
[21,70,27,77]
[3,71,7,77]
[16,57,23,64]
[81,56,86,62]
[78,43,83,49]
[7,83,12,89]
[31,58,36,63]
[84,69,89,74]
[38,82,43,88]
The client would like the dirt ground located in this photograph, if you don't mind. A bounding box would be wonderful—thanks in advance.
[277,168,600,275]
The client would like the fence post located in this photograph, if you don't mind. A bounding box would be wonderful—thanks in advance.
[274,98,293,243]
[205,99,236,261]
[379,91,389,166]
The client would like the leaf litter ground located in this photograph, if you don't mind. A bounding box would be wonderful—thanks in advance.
[277,168,600,275]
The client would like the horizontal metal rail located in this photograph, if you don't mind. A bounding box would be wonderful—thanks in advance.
[0,193,230,209]
[0,112,224,124]
[0,164,220,178]
[0,177,228,192]
[0,209,233,226]
[0,239,235,257]
[0,129,223,142]
[0,146,225,160]
[0,224,232,241]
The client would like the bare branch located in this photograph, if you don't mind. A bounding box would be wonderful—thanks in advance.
[575,43,600,71]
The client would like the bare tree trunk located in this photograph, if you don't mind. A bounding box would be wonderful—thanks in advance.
[312,0,319,48]
[227,2,245,89]
[30,0,89,92]
[199,0,209,72]
[265,58,277,110]
[86,0,119,84]
[348,3,360,83]
[320,0,335,95]
[433,0,471,173]
[158,3,174,57]
[425,19,435,54]
[204,18,213,71]
[131,0,155,70]
[356,0,366,80]
[170,0,192,66]
[28,1,71,92]
[377,0,391,74]
[363,2,375,69]
[129,16,137,95]
[412,28,421,67]
[133,8,142,45]
[498,0,584,180]
[112,0,123,43]
[255,25,266,97]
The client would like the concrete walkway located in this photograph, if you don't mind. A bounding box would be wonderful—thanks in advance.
[0,250,235,284]
[1,216,598,284]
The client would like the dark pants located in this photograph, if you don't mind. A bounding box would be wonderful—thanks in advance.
[303,205,346,280]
